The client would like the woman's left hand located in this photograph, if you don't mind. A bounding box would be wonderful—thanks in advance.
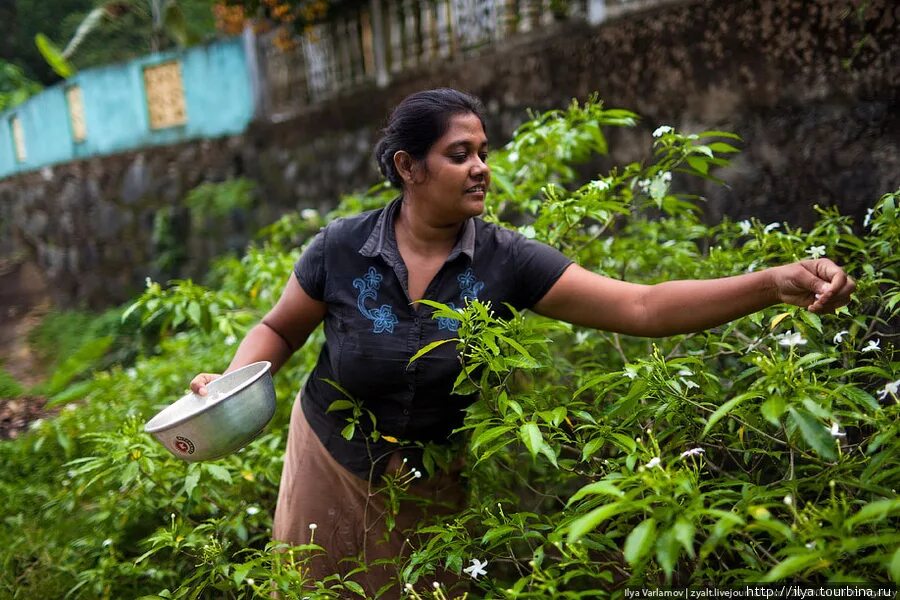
[772,259,856,313]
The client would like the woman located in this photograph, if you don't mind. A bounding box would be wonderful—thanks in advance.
[191,89,855,596]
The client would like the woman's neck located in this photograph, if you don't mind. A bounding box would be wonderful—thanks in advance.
[395,199,462,257]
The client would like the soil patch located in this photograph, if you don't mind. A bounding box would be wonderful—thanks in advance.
[0,258,52,438]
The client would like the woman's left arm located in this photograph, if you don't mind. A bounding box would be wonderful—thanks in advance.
[533,259,856,337]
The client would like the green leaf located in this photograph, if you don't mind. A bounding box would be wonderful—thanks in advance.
[232,562,252,586]
[35,33,74,78]
[520,423,543,458]
[798,310,822,333]
[341,423,355,441]
[343,580,366,597]
[703,392,758,437]
[673,517,695,558]
[327,400,355,413]
[567,502,626,543]
[567,480,624,505]
[408,338,457,366]
[760,396,786,425]
[890,546,900,584]
[187,301,202,326]
[708,142,741,153]
[205,464,232,483]
[183,471,200,498]
[846,498,900,529]
[655,527,680,580]
[686,156,709,175]
[788,407,837,461]
[623,518,657,566]
[581,437,604,462]
[761,552,825,582]
[471,425,514,452]
[481,525,517,545]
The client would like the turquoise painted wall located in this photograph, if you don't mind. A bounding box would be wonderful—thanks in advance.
[0,37,255,179]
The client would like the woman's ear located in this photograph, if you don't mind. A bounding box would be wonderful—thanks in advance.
[394,151,423,185]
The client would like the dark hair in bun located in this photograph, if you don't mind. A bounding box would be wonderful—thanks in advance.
[374,88,486,188]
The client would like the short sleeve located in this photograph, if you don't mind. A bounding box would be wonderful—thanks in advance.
[512,235,573,309]
[293,228,326,301]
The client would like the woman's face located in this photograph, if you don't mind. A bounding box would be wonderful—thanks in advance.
[405,112,490,224]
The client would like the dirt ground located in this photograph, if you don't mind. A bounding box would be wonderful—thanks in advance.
[0,258,56,439]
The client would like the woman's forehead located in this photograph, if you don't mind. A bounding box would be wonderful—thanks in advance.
[438,113,488,147]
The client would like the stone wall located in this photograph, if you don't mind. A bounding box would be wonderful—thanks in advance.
[1,0,897,308]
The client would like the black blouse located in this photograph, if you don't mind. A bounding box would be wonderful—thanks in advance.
[294,198,572,480]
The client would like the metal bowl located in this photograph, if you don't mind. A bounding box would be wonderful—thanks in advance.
[144,361,276,462]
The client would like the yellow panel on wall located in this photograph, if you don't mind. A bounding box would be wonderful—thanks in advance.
[143,61,187,129]
[11,116,26,162]
[66,86,87,142]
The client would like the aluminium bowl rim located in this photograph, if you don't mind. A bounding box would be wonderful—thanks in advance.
[144,360,273,434]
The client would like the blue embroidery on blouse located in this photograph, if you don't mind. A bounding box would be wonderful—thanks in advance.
[458,268,485,299]
[438,268,486,331]
[437,303,461,331]
[353,267,399,334]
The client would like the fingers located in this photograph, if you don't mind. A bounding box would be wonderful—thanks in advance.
[190,373,221,395]
[806,259,855,313]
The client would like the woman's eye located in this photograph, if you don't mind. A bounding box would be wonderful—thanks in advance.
[451,154,467,163]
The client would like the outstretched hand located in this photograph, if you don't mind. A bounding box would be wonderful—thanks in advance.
[773,259,856,313]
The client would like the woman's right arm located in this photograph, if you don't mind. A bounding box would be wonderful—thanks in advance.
[191,275,327,395]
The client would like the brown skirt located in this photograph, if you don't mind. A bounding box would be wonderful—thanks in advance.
[273,393,468,598]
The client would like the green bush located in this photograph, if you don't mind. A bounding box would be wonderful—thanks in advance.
[0,97,897,599]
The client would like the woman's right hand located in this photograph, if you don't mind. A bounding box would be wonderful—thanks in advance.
[191,373,221,396]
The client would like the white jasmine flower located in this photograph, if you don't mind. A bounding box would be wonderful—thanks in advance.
[224,335,237,346]
[680,378,699,390]
[637,179,650,192]
[783,495,793,506]
[763,222,780,234]
[405,583,414,591]
[863,208,874,228]
[877,379,900,401]
[805,542,815,549]
[590,179,610,192]
[102,538,113,547]
[777,330,807,347]
[829,422,846,438]
[300,208,317,220]
[463,558,488,579]
[661,171,672,182]
[738,220,753,235]
[414,470,422,478]
[677,368,693,377]
[679,447,705,459]
[308,523,317,530]
[433,582,441,589]
[246,578,255,586]
[145,276,153,288]
[746,260,759,273]
[645,457,661,469]
[623,365,639,380]
[246,506,260,516]
[833,330,849,344]
[652,125,673,138]
[862,339,880,352]
[807,245,826,259]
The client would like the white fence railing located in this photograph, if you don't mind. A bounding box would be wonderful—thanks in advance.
[254,0,669,118]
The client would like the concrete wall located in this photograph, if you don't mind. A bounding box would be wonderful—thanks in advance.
[0,38,254,178]
[1,0,897,308]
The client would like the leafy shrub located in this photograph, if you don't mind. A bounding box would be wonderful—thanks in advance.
[0,98,897,599]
